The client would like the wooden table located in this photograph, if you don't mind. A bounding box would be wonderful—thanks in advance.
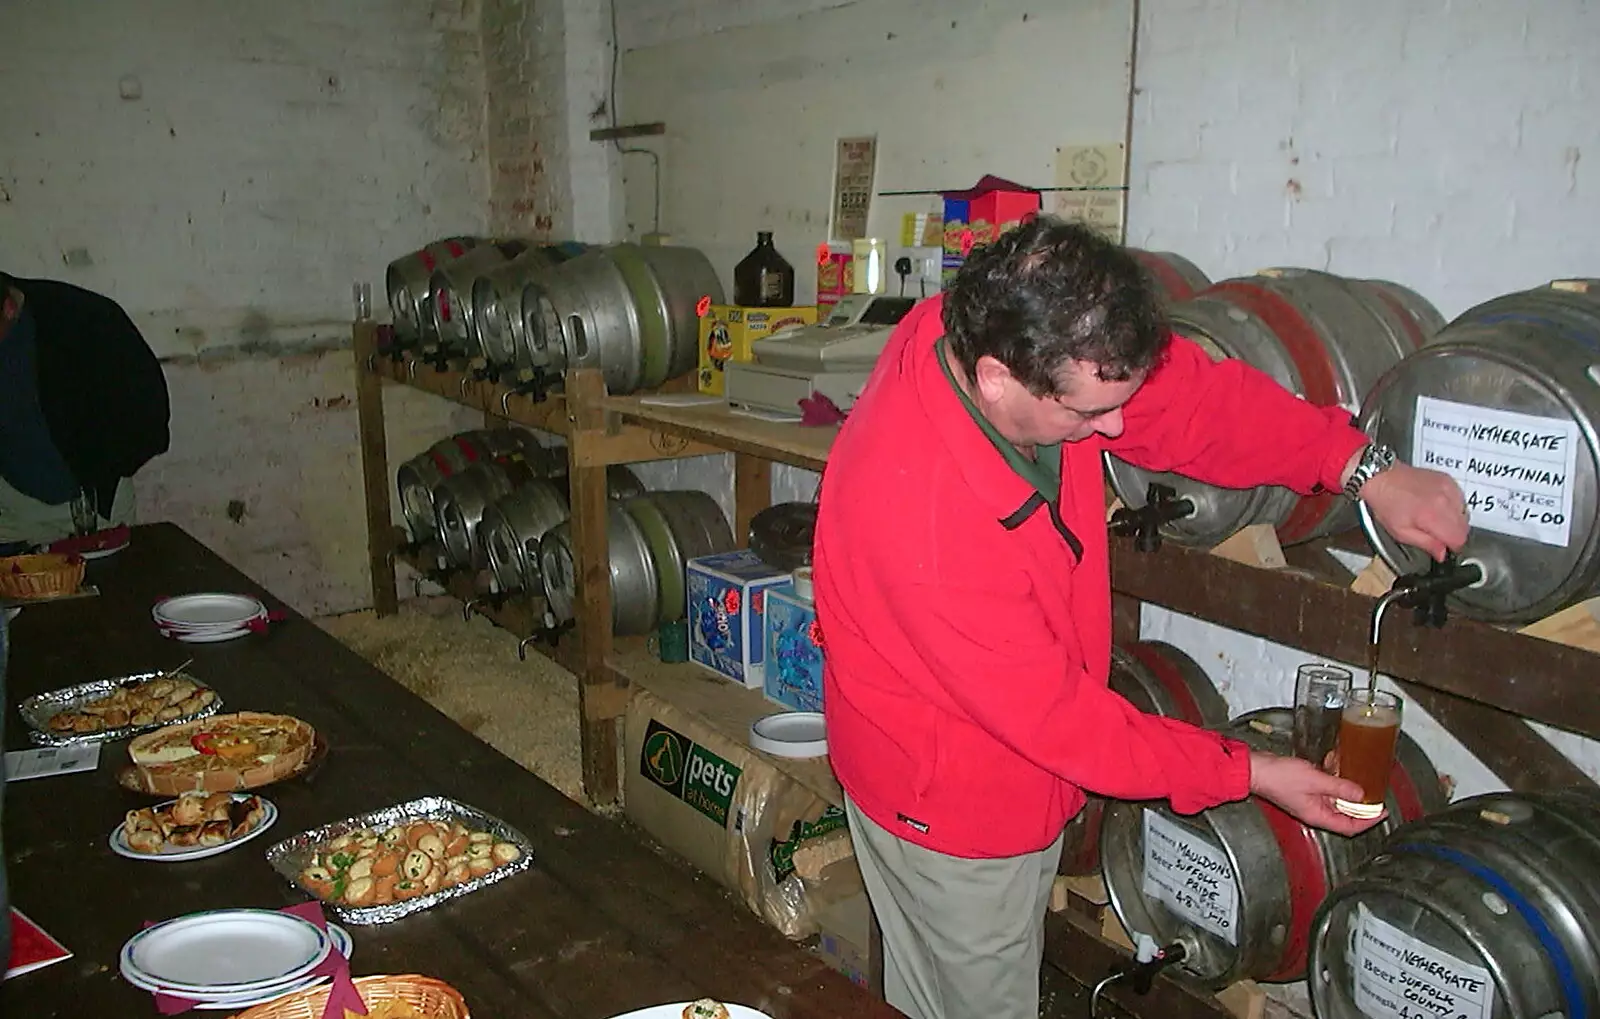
[0,523,894,1019]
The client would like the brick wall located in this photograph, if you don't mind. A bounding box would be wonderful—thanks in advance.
[0,0,488,614]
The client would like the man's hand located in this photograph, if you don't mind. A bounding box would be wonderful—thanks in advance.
[1350,461,1469,561]
[1248,751,1385,837]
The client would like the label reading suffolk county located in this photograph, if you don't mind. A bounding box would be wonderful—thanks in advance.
[1352,904,1494,1019]
[1140,811,1238,944]
[1411,395,1578,547]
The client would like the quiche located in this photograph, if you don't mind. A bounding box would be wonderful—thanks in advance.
[126,712,316,795]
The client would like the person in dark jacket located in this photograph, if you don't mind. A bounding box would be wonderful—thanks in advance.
[0,273,170,553]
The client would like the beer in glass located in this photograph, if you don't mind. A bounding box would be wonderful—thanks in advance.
[1333,689,1402,819]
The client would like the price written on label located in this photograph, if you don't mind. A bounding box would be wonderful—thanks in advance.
[1351,905,1494,1019]
[1411,395,1579,548]
[1141,811,1238,945]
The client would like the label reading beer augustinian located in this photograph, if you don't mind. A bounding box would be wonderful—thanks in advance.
[1352,904,1494,1019]
[1141,811,1238,945]
[1411,395,1577,548]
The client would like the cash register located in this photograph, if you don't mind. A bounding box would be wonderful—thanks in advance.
[723,294,916,416]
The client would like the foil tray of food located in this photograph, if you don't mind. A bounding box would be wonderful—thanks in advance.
[264,795,535,925]
[17,671,223,747]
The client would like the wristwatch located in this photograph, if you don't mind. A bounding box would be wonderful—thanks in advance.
[1343,443,1397,500]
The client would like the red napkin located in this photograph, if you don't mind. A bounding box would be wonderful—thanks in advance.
[798,393,848,426]
[147,902,366,1017]
[47,525,130,556]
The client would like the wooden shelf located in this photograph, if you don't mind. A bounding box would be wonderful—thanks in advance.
[367,352,574,435]
[600,396,837,472]
[609,636,842,806]
[392,540,584,674]
[1110,536,1600,743]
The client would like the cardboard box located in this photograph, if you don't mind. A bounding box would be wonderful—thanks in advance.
[764,583,824,712]
[813,885,874,989]
[623,686,857,938]
[697,305,818,396]
[688,551,791,687]
[941,175,1042,284]
[815,243,854,318]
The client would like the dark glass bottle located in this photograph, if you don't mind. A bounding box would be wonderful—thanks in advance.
[733,231,796,307]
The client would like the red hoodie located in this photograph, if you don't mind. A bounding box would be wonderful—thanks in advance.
[813,295,1368,859]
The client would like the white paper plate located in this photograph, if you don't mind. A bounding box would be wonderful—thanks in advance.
[153,594,267,628]
[80,539,131,561]
[121,909,330,995]
[131,925,352,1007]
[164,625,257,644]
[609,1003,774,1019]
[749,712,827,758]
[109,797,278,862]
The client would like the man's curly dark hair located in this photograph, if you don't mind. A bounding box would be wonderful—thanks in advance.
[941,216,1170,395]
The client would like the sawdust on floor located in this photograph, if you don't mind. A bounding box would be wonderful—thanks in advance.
[316,596,586,804]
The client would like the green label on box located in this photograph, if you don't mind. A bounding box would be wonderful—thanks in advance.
[768,804,848,882]
[641,718,741,826]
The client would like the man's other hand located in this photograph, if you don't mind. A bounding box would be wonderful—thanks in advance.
[1247,751,1386,837]
[1357,463,1469,562]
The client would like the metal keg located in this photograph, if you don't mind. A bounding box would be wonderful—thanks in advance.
[481,465,649,594]
[468,243,591,369]
[537,502,660,636]
[385,237,479,342]
[1309,787,1600,1019]
[531,244,724,393]
[395,430,499,545]
[432,435,554,570]
[1106,269,1446,548]
[426,241,530,357]
[482,479,570,594]
[623,491,737,626]
[1099,707,1446,988]
[1358,279,1600,623]
[1058,641,1233,876]
[1127,249,1212,304]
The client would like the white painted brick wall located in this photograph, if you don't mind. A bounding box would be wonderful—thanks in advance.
[0,0,488,613]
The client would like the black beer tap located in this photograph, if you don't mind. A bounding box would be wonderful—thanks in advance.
[499,367,560,410]
[1089,937,1191,1018]
[1372,551,1484,637]
[1108,482,1197,553]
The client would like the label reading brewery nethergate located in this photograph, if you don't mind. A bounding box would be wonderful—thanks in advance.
[640,718,742,827]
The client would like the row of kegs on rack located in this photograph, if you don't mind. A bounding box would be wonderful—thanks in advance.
[1109,255,1600,627]
[1070,641,1600,1018]
[394,429,736,635]
[383,236,722,395]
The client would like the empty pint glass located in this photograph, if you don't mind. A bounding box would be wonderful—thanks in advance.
[1291,664,1352,768]
[1333,689,1402,820]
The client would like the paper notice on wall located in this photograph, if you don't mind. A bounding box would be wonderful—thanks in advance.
[1140,810,1238,944]
[1410,395,1579,547]
[1351,904,1494,1019]
[1053,143,1126,243]
[831,136,878,242]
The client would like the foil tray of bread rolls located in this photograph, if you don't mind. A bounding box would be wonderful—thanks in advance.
[264,795,536,925]
[17,671,224,747]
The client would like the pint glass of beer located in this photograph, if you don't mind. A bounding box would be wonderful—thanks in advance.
[1291,664,1352,768]
[1332,689,1402,819]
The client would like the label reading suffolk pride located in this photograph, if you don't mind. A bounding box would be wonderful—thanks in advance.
[1141,811,1238,944]
[1352,904,1493,1019]
[1411,395,1578,548]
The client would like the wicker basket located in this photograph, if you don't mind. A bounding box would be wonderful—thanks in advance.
[0,553,85,600]
[229,974,470,1019]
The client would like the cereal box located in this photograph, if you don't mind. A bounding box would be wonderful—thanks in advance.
[688,550,792,686]
[697,305,819,396]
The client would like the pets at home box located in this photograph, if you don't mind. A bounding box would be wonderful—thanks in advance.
[764,583,824,712]
[688,551,790,688]
[623,686,859,938]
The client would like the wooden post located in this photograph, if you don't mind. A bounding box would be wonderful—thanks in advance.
[353,320,399,617]
[1111,592,1142,648]
[567,369,624,806]
[733,453,772,548]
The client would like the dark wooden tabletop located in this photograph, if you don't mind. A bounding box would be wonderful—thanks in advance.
[1,523,895,1019]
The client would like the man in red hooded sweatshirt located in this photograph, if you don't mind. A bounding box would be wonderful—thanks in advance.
[812,218,1468,1019]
